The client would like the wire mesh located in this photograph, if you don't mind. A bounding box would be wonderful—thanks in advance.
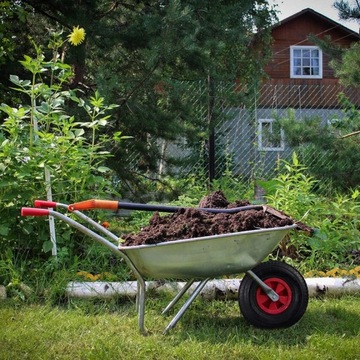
[130,81,360,195]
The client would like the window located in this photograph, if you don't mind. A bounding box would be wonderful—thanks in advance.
[290,46,322,79]
[258,119,284,151]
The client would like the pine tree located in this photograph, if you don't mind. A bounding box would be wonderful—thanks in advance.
[2,1,277,194]
[334,0,360,22]
[332,1,360,86]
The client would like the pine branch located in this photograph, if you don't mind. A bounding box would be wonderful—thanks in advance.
[340,130,360,139]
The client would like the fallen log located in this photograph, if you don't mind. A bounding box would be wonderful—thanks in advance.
[66,277,360,300]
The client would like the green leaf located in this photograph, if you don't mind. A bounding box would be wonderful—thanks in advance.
[9,74,20,85]
[42,241,54,253]
[97,166,111,173]
[39,102,50,113]
[74,129,85,137]
[98,119,108,126]
[0,225,9,236]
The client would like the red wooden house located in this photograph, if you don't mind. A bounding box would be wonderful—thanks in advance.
[261,8,359,108]
[251,8,360,155]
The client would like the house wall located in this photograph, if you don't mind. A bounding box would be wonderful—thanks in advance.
[265,11,357,82]
[217,106,347,178]
[258,82,360,108]
[262,11,359,108]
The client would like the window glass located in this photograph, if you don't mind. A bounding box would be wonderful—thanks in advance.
[311,49,319,57]
[290,46,322,78]
[311,58,319,67]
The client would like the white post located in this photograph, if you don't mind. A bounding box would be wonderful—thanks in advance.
[45,167,57,256]
[33,105,57,256]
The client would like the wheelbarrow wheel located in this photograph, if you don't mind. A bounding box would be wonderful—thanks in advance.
[238,261,308,328]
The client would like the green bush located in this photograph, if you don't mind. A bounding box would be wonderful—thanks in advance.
[0,33,124,261]
[276,102,360,191]
[264,152,360,270]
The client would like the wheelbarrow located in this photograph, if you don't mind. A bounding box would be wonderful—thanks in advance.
[21,199,309,335]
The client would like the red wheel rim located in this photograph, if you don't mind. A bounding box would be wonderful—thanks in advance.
[255,277,292,315]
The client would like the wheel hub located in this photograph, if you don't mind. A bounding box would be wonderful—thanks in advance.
[255,277,292,315]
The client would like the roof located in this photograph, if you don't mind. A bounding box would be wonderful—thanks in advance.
[272,8,359,38]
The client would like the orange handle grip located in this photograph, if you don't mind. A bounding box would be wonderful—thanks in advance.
[21,208,50,216]
[68,199,118,212]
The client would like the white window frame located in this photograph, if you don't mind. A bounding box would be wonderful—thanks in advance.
[290,45,323,79]
[258,119,285,151]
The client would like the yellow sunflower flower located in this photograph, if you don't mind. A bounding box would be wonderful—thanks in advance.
[68,26,86,46]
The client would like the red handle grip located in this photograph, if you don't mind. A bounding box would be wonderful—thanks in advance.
[21,208,50,217]
[34,200,57,208]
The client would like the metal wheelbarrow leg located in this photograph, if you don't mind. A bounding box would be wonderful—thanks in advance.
[162,279,196,314]
[162,278,209,335]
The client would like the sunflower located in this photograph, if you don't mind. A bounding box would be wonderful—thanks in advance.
[67,26,86,46]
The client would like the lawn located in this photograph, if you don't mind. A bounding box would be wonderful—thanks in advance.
[1,294,359,360]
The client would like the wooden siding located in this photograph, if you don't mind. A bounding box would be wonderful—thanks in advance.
[262,9,359,107]
[258,82,360,108]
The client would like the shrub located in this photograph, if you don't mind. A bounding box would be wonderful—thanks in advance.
[0,31,124,261]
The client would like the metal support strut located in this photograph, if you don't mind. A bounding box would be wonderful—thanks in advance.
[163,279,210,335]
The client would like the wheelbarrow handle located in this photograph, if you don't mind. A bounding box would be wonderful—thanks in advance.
[68,199,119,212]
[34,200,57,208]
[21,207,50,217]
[68,199,263,214]
[68,199,184,212]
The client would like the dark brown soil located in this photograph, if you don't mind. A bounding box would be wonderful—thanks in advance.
[121,191,310,247]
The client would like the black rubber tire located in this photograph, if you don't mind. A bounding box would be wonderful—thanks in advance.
[238,261,308,328]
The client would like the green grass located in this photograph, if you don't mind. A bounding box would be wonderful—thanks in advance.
[1,294,360,360]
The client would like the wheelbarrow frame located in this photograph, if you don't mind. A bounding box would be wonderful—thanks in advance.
[22,200,300,335]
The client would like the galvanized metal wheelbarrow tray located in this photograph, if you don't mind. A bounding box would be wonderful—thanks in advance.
[21,199,305,335]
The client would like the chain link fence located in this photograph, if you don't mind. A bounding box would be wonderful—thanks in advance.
[130,80,360,196]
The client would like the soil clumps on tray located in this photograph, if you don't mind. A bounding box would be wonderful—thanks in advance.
[120,191,311,247]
